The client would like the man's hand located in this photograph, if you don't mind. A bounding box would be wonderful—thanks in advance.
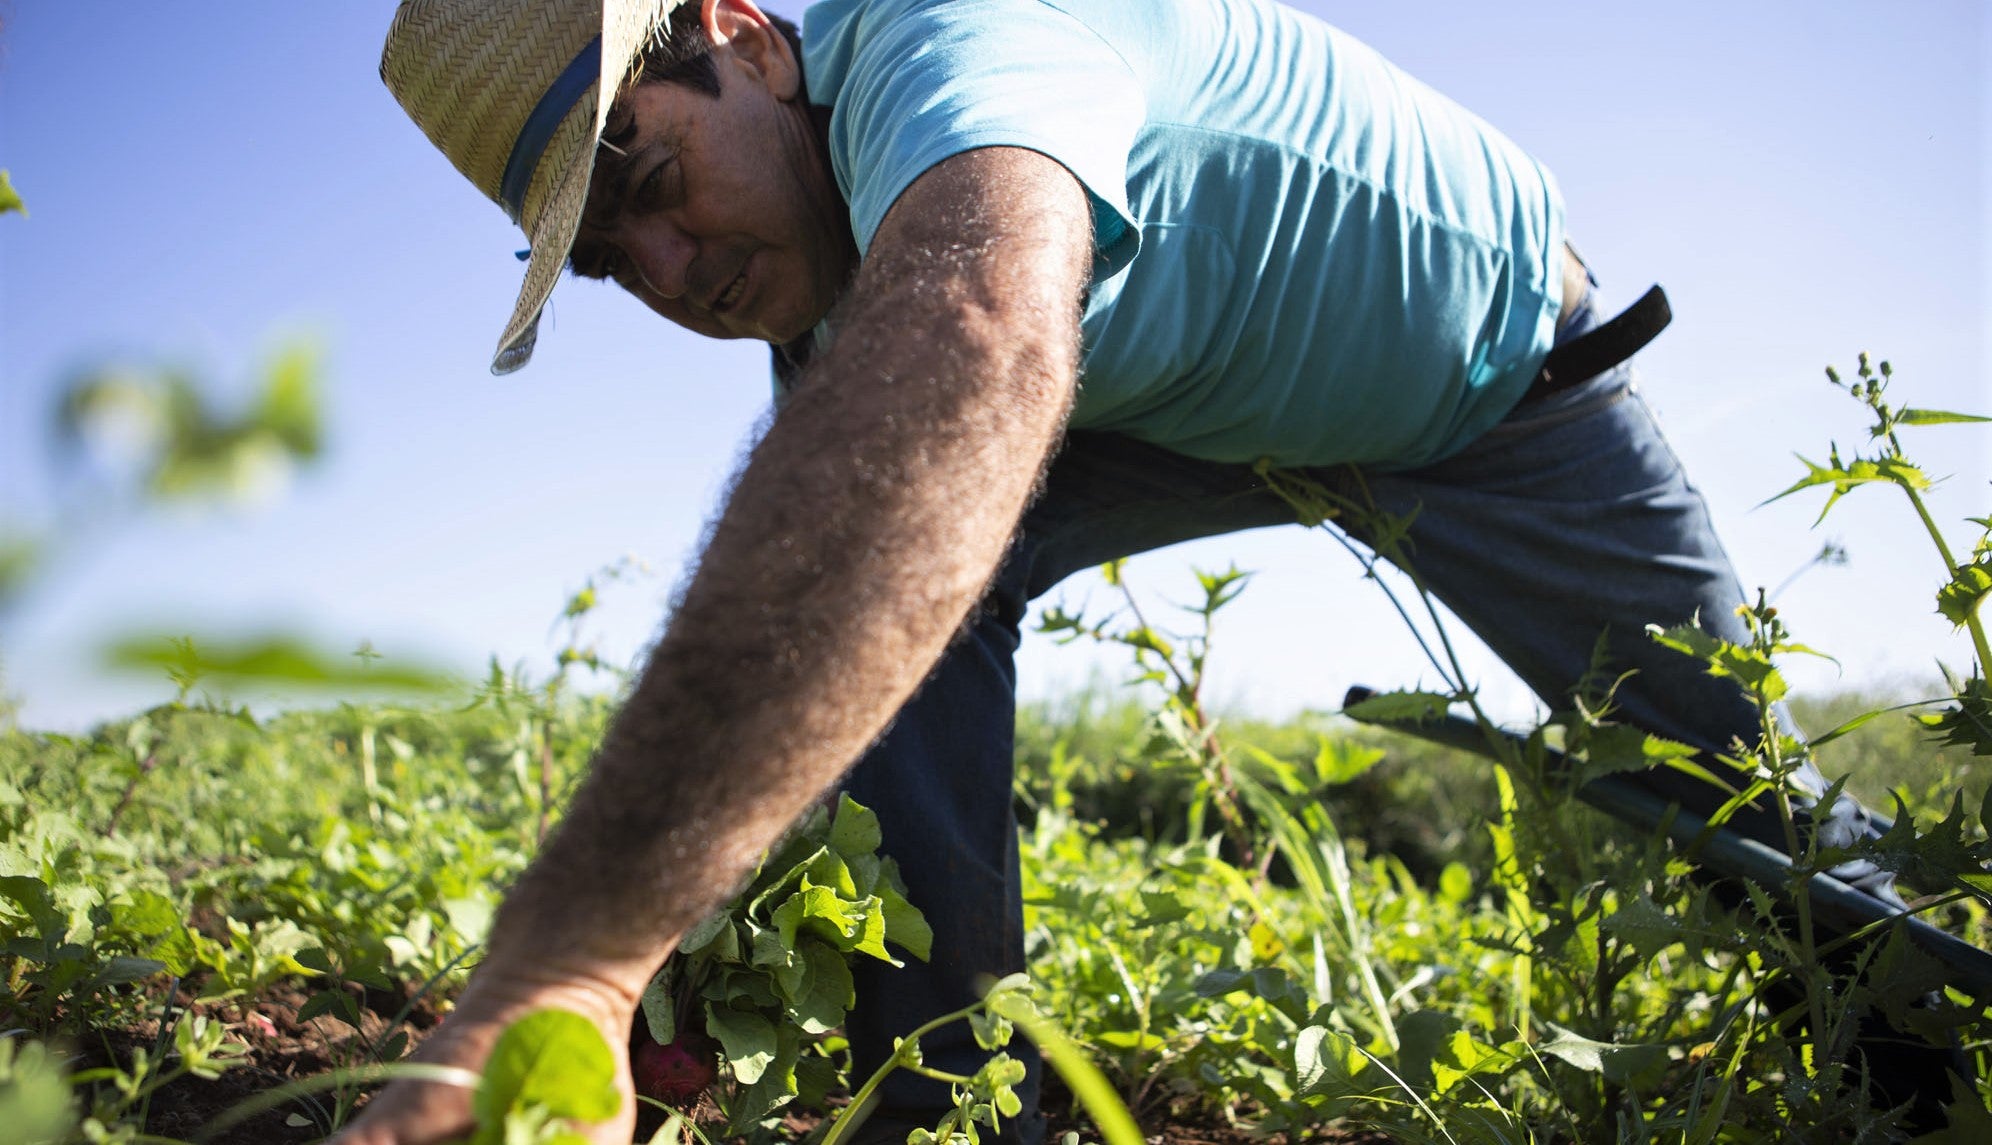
[332,958,641,1145]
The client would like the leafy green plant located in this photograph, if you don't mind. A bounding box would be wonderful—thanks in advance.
[822,975,1140,1145]
[1039,562,1257,865]
[0,872,177,1036]
[1771,353,1991,754]
[68,1014,252,1143]
[636,794,932,1132]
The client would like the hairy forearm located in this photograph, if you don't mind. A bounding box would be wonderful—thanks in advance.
[481,150,1091,993]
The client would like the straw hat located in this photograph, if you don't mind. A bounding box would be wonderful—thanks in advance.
[381,0,693,373]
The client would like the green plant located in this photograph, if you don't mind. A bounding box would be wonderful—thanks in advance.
[67,1014,252,1143]
[638,794,932,1133]
[821,975,1140,1145]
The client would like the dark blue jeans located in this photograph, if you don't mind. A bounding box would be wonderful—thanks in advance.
[840,317,1874,1134]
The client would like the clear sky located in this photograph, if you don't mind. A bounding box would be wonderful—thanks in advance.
[2,1,1987,733]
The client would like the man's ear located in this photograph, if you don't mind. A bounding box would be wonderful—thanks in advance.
[703,0,801,101]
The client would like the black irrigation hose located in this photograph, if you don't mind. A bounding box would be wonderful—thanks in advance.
[1341,685,1992,998]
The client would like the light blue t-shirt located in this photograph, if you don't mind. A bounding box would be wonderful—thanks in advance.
[801,0,1567,469]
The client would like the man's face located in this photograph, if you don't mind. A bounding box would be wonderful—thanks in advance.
[568,9,850,344]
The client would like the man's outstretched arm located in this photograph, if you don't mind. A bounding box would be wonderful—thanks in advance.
[503,143,1092,983]
[338,145,1093,1143]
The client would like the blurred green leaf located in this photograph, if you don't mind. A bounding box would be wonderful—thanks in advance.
[55,341,325,507]
[0,1040,75,1145]
[103,633,453,694]
[1344,689,1454,723]
[470,1009,620,1145]
[0,530,40,606]
[0,170,25,217]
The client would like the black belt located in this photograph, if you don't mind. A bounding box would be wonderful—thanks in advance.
[1522,284,1672,404]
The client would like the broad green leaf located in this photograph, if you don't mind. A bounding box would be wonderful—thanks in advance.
[784,940,854,1034]
[770,881,864,950]
[726,1025,802,1126]
[844,852,882,895]
[1431,1030,1525,1095]
[1538,1023,1670,1086]
[0,876,65,943]
[113,888,182,939]
[469,1009,620,1145]
[827,793,882,857]
[706,1003,778,1085]
[0,170,25,217]
[676,910,733,959]
[1391,1008,1460,1090]
[849,899,894,962]
[876,870,933,962]
[1600,892,1688,964]
[805,849,859,898]
[748,924,793,977]
[1292,1025,1336,1095]
[641,966,677,1045]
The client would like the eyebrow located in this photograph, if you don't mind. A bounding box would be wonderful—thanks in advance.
[583,104,650,219]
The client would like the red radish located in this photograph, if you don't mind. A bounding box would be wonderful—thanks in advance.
[633,1028,718,1105]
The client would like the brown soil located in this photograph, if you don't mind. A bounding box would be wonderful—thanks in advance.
[74,986,1392,1144]
[71,978,446,1145]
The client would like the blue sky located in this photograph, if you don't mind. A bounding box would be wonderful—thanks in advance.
[2,1,1986,733]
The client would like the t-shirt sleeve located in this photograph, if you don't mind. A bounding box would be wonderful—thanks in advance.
[816,0,1145,281]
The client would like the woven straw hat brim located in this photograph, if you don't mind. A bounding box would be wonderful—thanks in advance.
[498,0,693,374]
[382,0,692,374]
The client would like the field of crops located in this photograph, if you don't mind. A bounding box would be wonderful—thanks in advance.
[4,629,1991,1145]
[5,360,1992,1144]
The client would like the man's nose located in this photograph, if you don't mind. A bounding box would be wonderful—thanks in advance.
[624,223,696,300]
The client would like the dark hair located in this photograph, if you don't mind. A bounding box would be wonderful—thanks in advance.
[627,5,804,99]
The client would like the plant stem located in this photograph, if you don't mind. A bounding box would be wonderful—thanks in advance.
[820,1001,989,1145]
[1901,483,1992,672]
[103,750,158,837]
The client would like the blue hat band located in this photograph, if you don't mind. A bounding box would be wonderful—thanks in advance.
[500,35,604,226]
